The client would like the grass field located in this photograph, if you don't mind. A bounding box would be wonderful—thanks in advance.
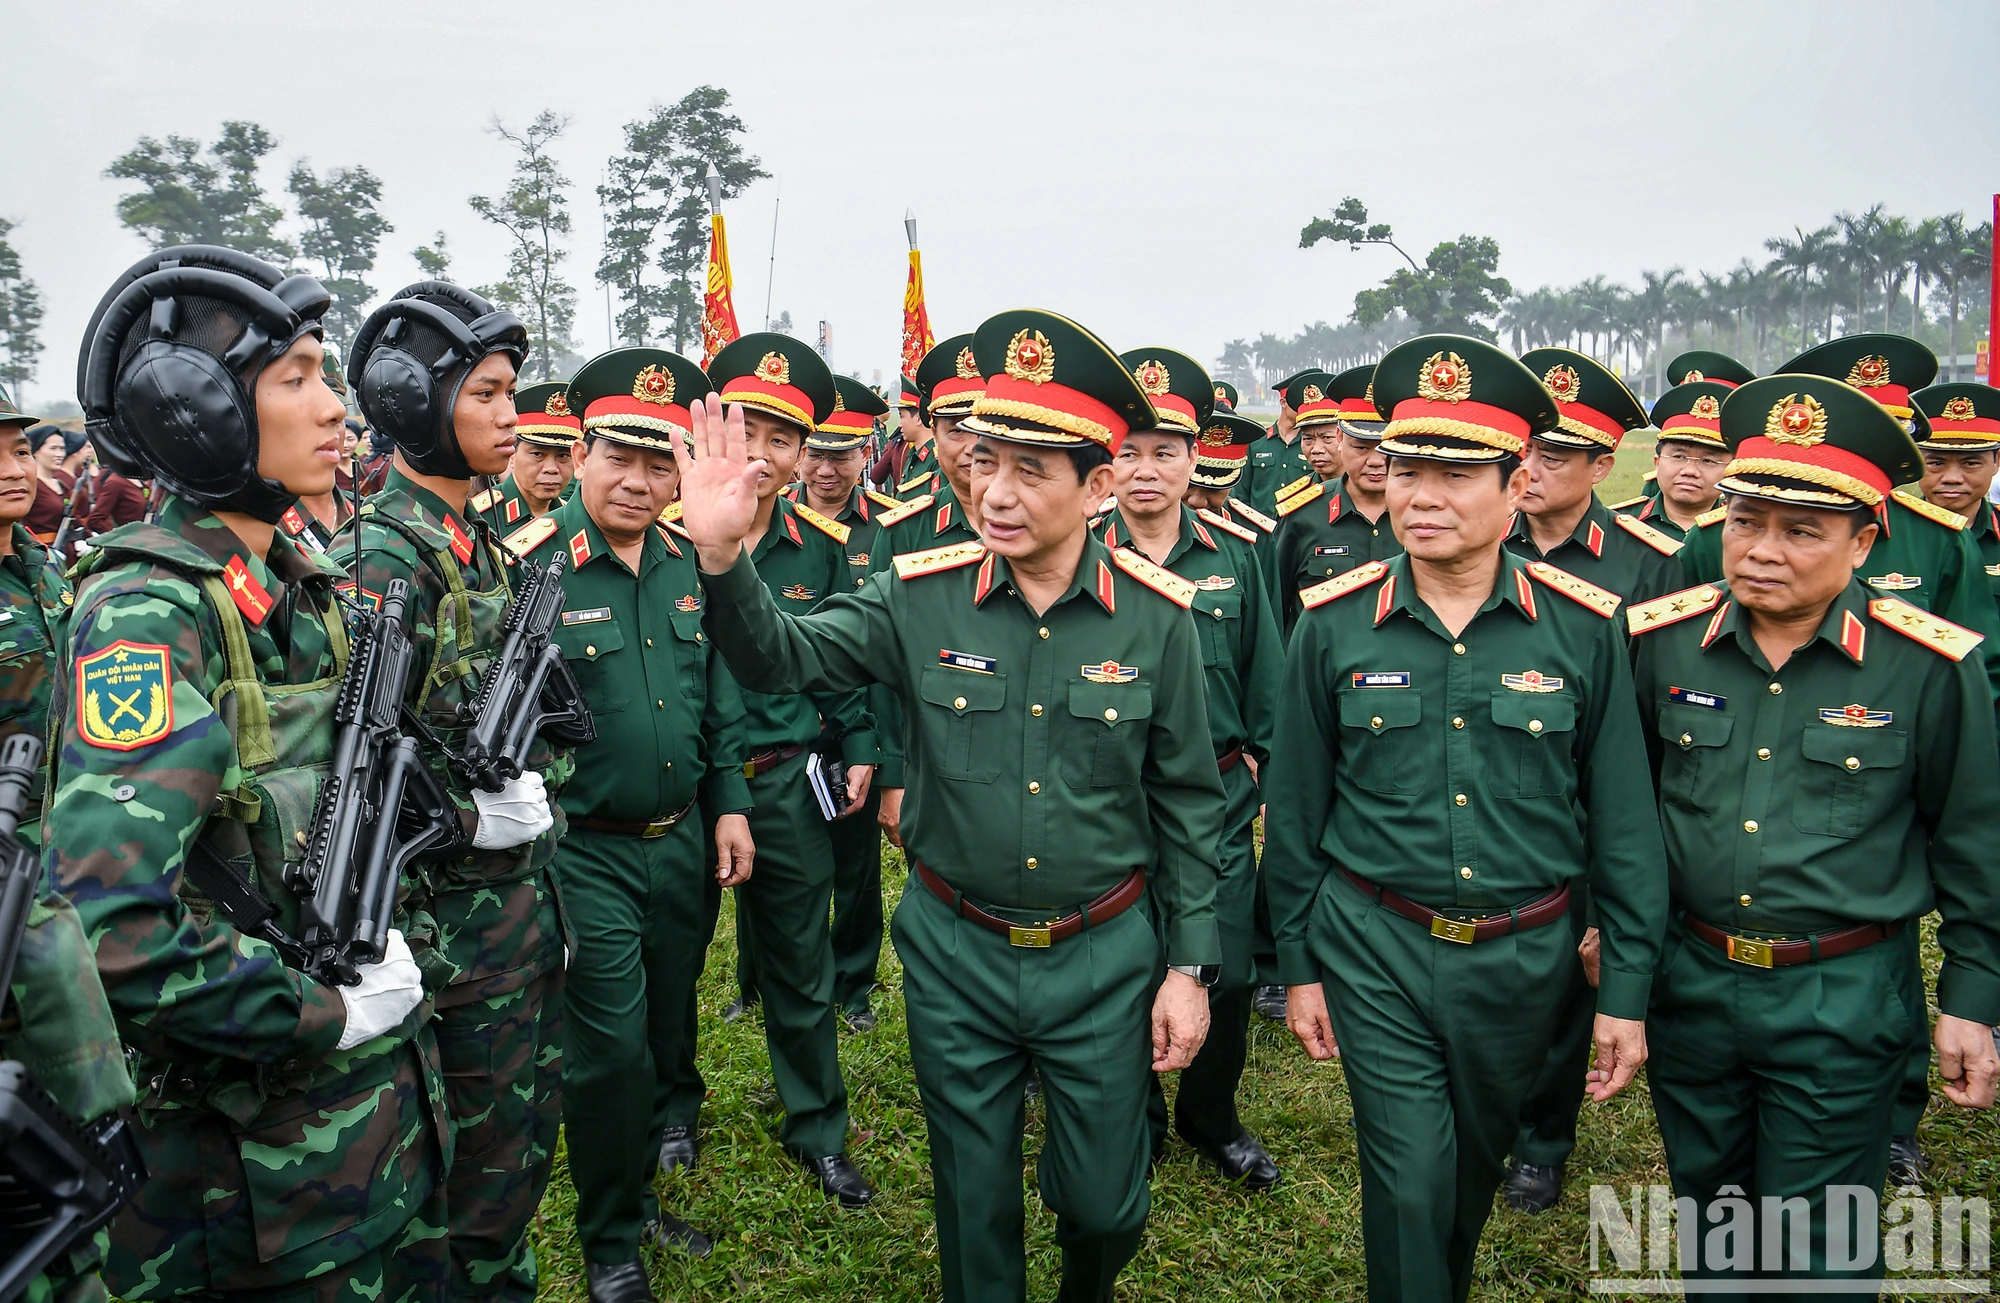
[524,849,1998,1301]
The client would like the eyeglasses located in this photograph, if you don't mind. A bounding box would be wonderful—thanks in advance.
[1659,449,1730,471]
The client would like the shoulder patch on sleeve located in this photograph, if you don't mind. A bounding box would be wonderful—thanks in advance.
[893,541,986,580]
[1527,561,1622,618]
[1299,560,1389,610]
[469,488,496,512]
[501,514,559,559]
[1608,495,1650,512]
[1625,583,1723,637]
[1891,488,1969,531]
[1110,546,1196,607]
[1275,482,1324,517]
[1612,511,1684,556]
[865,489,902,510]
[791,501,852,544]
[1695,505,1728,528]
[76,640,174,750]
[877,493,935,529]
[656,500,684,524]
[1196,507,1259,544]
[1868,595,1984,661]
[1227,499,1277,533]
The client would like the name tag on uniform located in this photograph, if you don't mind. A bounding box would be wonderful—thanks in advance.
[940,649,996,674]
[1351,671,1410,688]
[1668,686,1726,711]
[1315,545,1350,557]
[561,607,612,625]
[0,610,14,625]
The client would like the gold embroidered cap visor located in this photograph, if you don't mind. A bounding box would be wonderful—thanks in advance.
[1190,411,1261,487]
[958,309,1158,453]
[566,346,713,455]
[1649,380,1733,450]
[1119,346,1215,435]
[513,381,583,449]
[709,331,838,431]
[1520,346,1647,451]
[1714,374,1921,510]
[1777,333,1938,424]
[1371,334,1560,464]
[810,374,889,452]
[1912,382,2000,453]
[917,333,985,422]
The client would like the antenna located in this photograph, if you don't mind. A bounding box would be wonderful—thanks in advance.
[764,179,782,331]
[905,209,918,251]
[705,165,724,217]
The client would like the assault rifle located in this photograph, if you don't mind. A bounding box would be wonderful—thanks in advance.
[456,553,594,792]
[292,579,458,986]
[0,734,146,1302]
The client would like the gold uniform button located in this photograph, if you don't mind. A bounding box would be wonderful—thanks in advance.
[585,644,596,656]
[1104,708,1118,722]
[953,696,967,710]
[1031,704,1044,716]
[1739,894,1753,907]
[1370,715,1384,728]
[1768,683,1783,695]
[1844,757,1860,771]
[1743,820,1759,833]
[1026,857,1039,870]
[1038,626,1050,639]
[655,700,664,708]
[1454,793,1467,806]
[1453,643,1466,655]
[1213,606,1224,618]
[646,638,654,647]
[1459,866,1473,879]
[1528,719,1543,733]
[1680,733,1693,746]
[1028,781,1041,794]
[1757,748,1771,760]
[1452,717,1465,729]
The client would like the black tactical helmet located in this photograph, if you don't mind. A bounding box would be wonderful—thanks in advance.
[348,282,527,478]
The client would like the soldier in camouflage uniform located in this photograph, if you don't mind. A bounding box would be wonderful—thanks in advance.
[50,247,442,1300]
[344,282,568,1301]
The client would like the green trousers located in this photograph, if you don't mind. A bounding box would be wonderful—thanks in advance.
[1507,896,1595,1168]
[553,822,711,1264]
[662,838,725,1132]
[1892,1005,1932,1135]
[830,784,885,1015]
[737,752,850,1156]
[1149,760,1258,1152]
[1310,871,1574,1303]
[1648,920,1919,1299]
[893,875,1156,1303]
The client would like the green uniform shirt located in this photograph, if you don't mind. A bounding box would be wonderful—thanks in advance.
[788,484,885,593]
[1099,506,1282,762]
[470,469,569,536]
[1269,481,1400,634]
[0,524,72,817]
[698,534,1226,964]
[1264,551,1668,1020]
[1630,579,2000,1025]
[1505,494,1685,604]
[742,495,874,763]
[893,439,942,500]
[867,483,980,787]
[1609,492,1689,542]
[1966,498,2000,615]
[527,496,753,823]
[1246,430,1311,518]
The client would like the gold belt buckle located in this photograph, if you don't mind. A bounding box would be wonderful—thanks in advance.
[1430,916,1477,945]
[1726,935,1775,968]
[641,816,673,838]
[1008,923,1054,949]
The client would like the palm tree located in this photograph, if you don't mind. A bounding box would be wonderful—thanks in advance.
[1765,224,1835,350]
[1936,217,1992,380]
[1636,267,1685,397]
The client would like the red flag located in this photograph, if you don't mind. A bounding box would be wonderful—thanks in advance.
[901,247,935,380]
[701,212,741,366]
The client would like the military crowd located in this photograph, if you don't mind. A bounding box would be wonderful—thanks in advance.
[1,240,1997,1303]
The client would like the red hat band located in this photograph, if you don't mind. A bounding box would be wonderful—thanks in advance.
[584,395,691,437]
[719,376,814,428]
[1730,435,1892,503]
[977,372,1134,451]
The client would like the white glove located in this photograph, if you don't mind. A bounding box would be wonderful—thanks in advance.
[471,772,554,850]
[334,930,424,1051]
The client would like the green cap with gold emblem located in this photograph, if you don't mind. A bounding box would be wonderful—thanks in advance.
[960,309,1157,452]
[1717,374,1920,509]
[1191,411,1262,489]
[513,380,582,449]
[708,332,837,430]
[1323,364,1384,439]
[1285,371,1339,430]
[1667,350,1756,389]
[1212,380,1239,412]
[1520,347,1648,451]
[1119,348,1214,434]
[916,333,983,421]
[1373,335,1560,463]
[1912,382,2000,453]
[1778,333,1937,429]
[0,382,37,429]
[1649,380,1732,450]
[813,374,889,452]
[567,347,711,454]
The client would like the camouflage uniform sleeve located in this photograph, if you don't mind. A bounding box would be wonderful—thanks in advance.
[45,584,346,1065]
[4,889,137,1123]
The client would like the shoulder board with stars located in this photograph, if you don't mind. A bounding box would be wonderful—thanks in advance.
[1196,507,1259,544]
[1227,500,1277,533]
[1276,473,1314,501]
[502,514,559,559]
[1891,488,1968,531]
[657,500,684,524]
[1608,495,1651,512]
[877,493,936,529]
[1868,595,1984,661]
[893,540,986,580]
[1276,483,1325,517]
[1695,505,1729,528]
[1300,559,1389,610]
[1527,561,1622,618]
[1612,512,1684,556]
[791,501,852,544]
[1625,583,1723,637]
[865,489,902,511]
[1111,546,1196,608]
[470,488,496,513]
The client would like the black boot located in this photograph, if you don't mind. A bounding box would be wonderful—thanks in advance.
[647,1213,713,1259]
[657,1125,699,1174]
[585,1261,654,1303]
[1251,985,1288,1021]
[1888,1134,1925,1191]
[1182,1129,1281,1190]
[1502,1158,1566,1214]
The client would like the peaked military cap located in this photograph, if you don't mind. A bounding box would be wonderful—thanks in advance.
[814,374,889,452]
[1120,348,1215,434]
[1912,382,2000,453]
[568,347,711,454]
[1667,349,1756,389]
[898,372,922,410]
[1285,371,1340,429]
[960,309,1157,453]
[1212,380,1239,412]
[1778,333,1937,427]
[709,332,837,429]
[0,382,36,429]
[1322,364,1384,438]
[1374,335,1560,463]
[1717,374,1921,510]
[1271,370,1316,411]
[1648,380,1732,450]
[514,380,582,448]
[1521,347,1648,451]
[1191,411,1263,488]
[916,333,984,421]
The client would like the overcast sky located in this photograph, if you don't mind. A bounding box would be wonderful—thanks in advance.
[5,0,1996,408]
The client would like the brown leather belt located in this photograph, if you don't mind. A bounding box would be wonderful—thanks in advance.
[1217,745,1243,774]
[1680,912,1903,969]
[572,798,699,839]
[915,860,1146,949]
[743,744,808,778]
[1341,868,1570,945]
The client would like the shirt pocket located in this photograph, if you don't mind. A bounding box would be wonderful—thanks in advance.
[0,612,52,729]
[1337,689,1424,794]
[1655,704,1734,812]
[918,665,1006,783]
[1062,680,1154,789]
[1193,587,1243,668]
[668,610,707,703]
[1487,692,1577,799]
[557,618,629,714]
[1792,725,1907,839]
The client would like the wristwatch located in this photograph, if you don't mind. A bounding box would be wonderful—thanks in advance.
[1168,964,1220,988]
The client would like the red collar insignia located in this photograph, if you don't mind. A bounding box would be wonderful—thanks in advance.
[223,556,275,626]
[1374,573,1398,625]
[446,514,474,565]
[569,529,591,567]
[504,497,522,524]
[784,512,803,546]
[973,551,998,604]
[1514,567,1538,619]
[1096,559,1116,612]
[280,505,308,536]
[1585,520,1605,557]
[936,503,954,534]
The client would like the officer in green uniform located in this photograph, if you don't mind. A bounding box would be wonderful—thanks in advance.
[1108,347,1285,1189]
[1497,347,1683,1214]
[703,333,878,1205]
[1246,370,1316,517]
[1270,366,1399,633]
[53,247,444,1300]
[1627,374,2000,1293]
[1607,382,1733,540]
[1620,351,1756,509]
[679,307,1224,1303]
[345,282,567,1301]
[1912,382,2000,614]
[510,347,755,1303]
[1267,335,1666,1303]
[470,382,579,533]
[887,369,943,500]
